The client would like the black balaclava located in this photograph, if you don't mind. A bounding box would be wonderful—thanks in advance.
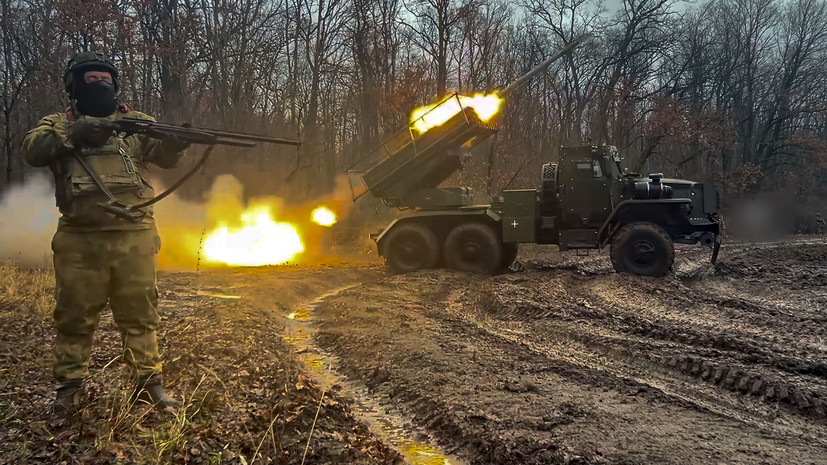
[72,71,118,117]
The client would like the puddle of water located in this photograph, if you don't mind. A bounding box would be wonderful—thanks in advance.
[286,307,310,320]
[403,443,454,465]
[197,291,242,300]
[283,288,462,465]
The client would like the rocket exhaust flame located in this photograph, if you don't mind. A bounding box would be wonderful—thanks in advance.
[406,35,589,136]
[346,36,588,207]
[410,93,504,135]
[155,174,355,269]
[202,205,305,266]
[311,206,337,227]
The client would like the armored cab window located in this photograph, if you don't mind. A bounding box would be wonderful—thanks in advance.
[592,159,603,178]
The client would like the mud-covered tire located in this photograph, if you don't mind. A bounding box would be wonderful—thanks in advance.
[381,223,440,274]
[501,243,519,270]
[610,222,674,277]
[443,223,503,274]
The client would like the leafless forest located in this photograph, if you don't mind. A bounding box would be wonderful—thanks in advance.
[2,0,826,211]
[3,2,827,463]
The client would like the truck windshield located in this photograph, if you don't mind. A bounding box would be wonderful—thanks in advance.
[592,160,603,178]
[608,148,625,175]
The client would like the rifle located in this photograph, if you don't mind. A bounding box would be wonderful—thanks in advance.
[106,118,302,147]
[76,118,301,223]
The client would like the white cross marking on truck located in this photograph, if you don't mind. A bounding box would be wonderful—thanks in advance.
[511,220,519,228]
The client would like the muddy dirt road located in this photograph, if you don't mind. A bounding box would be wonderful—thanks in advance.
[271,239,825,464]
[182,238,827,464]
[4,239,825,464]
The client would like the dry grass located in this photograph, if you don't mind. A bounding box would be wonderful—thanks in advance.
[0,262,217,464]
[0,262,400,465]
[0,261,54,319]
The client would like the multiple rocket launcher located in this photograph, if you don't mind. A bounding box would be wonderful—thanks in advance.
[348,36,588,208]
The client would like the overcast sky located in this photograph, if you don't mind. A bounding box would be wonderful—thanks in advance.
[601,0,707,14]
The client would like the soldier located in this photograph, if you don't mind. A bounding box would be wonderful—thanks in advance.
[817,213,825,235]
[21,51,188,414]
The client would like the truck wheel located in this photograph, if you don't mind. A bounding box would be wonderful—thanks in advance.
[382,223,439,274]
[444,223,503,274]
[610,222,674,277]
[501,243,519,270]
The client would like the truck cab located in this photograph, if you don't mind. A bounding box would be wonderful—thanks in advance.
[493,144,721,276]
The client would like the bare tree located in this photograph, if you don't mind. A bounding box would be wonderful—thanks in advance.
[1,0,826,203]
[403,0,461,98]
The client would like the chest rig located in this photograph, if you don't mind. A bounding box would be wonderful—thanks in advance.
[51,109,153,223]
[67,133,145,197]
[54,108,213,223]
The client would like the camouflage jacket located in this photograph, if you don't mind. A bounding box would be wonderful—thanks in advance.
[22,106,186,232]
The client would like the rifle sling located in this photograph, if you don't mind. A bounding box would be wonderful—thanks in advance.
[132,146,213,209]
[70,151,125,205]
[71,146,214,219]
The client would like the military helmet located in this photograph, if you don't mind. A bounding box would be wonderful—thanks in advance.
[63,51,119,93]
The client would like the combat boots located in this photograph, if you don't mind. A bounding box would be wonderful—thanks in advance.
[132,376,180,411]
[53,379,83,415]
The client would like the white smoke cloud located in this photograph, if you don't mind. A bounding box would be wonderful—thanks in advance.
[0,175,59,266]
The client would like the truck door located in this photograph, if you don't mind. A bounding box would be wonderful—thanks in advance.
[560,157,613,229]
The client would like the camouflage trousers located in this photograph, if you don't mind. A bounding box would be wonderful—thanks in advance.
[51,228,163,382]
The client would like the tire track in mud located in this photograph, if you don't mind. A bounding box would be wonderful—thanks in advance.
[311,238,827,464]
[475,278,827,422]
[463,239,827,439]
[282,285,465,465]
[189,266,463,464]
[459,303,827,439]
[431,285,827,463]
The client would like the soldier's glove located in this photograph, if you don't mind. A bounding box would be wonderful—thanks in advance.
[70,119,113,148]
[163,133,191,152]
[147,123,191,152]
